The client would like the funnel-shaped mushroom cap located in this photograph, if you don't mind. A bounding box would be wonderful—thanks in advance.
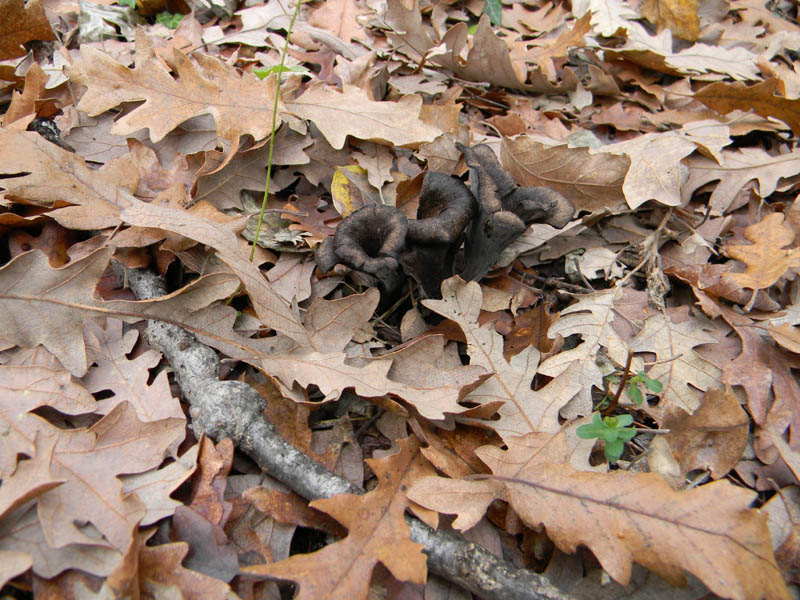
[407,172,475,245]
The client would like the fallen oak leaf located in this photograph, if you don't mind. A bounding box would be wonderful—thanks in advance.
[422,277,582,440]
[0,0,55,60]
[0,247,239,376]
[630,309,721,415]
[724,212,800,290]
[694,78,800,136]
[682,147,800,215]
[0,129,136,230]
[408,432,790,600]
[68,32,283,147]
[118,197,310,345]
[244,436,428,599]
[284,82,441,150]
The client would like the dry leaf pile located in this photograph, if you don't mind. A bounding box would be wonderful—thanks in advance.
[1,0,800,598]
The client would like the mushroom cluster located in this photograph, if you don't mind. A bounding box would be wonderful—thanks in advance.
[315,143,575,299]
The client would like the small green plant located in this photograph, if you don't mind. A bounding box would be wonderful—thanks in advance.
[625,370,663,405]
[155,11,183,28]
[576,413,637,463]
[602,370,663,408]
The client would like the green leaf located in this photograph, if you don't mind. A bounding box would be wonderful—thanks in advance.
[604,438,625,463]
[615,414,634,427]
[618,428,637,442]
[642,373,663,393]
[155,11,183,28]
[118,0,135,6]
[467,24,478,35]
[483,0,502,26]
[253,64,310,80]
[627,384,644,405]
[576,413,605,439]
[602,427,618,443]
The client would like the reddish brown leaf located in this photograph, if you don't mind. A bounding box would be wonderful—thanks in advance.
[0,0,55,60]
[244,437,428,599]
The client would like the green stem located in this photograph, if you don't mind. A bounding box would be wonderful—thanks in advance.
[249,0,303,261]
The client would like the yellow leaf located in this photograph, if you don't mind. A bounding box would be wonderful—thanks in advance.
[331,165,369,217]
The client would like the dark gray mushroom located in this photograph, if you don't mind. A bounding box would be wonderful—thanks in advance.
[315,203,408,294]
[456,142,574,281]
[401,171,475,298]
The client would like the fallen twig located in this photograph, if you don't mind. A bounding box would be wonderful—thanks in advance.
[116,263,573,600]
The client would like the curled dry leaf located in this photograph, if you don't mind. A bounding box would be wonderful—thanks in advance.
[501,135,629,212]
[409,432,790,600]
[660,386,749,479]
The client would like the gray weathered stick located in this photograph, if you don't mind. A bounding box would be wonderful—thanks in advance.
[118,264,572,600]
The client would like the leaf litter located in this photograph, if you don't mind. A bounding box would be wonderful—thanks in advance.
[1,0,800,598]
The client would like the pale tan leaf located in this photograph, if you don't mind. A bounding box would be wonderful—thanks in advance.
[0,503,122,578]
[433,15,530,90]
[285,83,441,150]
[0,551,32,589]
[0,365,96,476]
[83,319,184,424]
[603,131,697,208]
[0,432,63,520]
[539,290,642,411]
[769,323,800,354]
[69,33,282,145]
[422,277,581,439]
[0,362,185,557]
[0,130,136,230]
[571,0,638,36]
[683,147,800,215]
[308,0,369,43]
[630,310,722,414]
[118,198,310,345]
[120,444,199,526]
[0,248,239,376]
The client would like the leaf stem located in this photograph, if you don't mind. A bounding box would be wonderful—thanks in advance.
[249,0,304,261]
[601,348,634,416]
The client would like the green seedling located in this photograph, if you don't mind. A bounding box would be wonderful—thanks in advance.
[576,413,637,463]
[600,370,662,411]
[625,371,663,405]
